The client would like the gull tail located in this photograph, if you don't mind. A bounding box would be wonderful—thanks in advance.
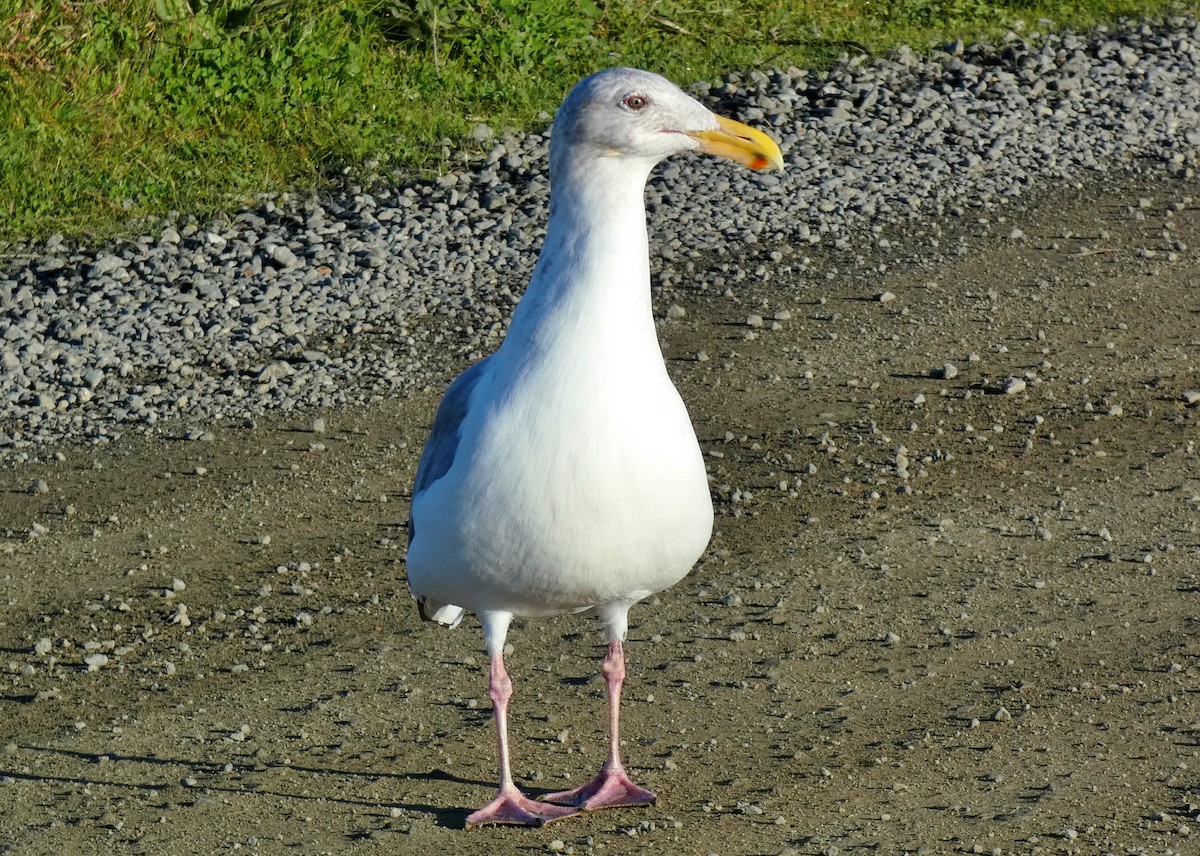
[417,597,465,629]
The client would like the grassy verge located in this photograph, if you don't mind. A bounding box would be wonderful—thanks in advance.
[0,0,1190,246]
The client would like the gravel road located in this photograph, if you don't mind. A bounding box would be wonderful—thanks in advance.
[2,14,1200,856]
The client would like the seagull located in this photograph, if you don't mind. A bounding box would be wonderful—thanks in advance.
[405,67,783,828]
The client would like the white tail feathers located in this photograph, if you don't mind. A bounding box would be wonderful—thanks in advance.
[418,598,465,629]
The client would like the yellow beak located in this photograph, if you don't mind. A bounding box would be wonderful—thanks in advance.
[686,114,784,171]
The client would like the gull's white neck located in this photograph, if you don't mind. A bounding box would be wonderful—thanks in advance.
[503,154,658,351]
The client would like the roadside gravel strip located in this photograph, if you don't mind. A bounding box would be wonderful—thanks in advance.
[2,16,1198,458]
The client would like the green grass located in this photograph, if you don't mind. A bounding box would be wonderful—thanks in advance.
[0,0,1192,246]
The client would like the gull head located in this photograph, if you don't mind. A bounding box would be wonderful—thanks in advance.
[550,67,784,178]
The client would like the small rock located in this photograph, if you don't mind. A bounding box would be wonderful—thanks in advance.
[170,604,191,628]
[257,361,295,382]
[1002,377,1027,395]
[269,245,300,268]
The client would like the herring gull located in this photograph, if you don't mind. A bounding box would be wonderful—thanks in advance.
[406,67,783,828]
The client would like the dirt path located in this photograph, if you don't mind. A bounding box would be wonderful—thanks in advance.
[2,169,1198,856]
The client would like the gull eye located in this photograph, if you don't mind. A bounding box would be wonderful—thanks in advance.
[623,94,649,111]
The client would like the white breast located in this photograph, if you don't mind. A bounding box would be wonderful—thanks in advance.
[407,316,713,617]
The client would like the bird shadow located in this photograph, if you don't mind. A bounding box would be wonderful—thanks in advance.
[5,743,483,829]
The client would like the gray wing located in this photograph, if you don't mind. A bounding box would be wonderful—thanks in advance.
[408,358,491,627]
[411,356,491,507]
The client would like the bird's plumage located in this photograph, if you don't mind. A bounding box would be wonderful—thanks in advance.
[406,69,729,624]
[403,67,782,827]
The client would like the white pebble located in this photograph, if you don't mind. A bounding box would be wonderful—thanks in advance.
[170,604,191,628]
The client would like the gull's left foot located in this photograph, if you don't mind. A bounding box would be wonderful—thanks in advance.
[539,762,657,811]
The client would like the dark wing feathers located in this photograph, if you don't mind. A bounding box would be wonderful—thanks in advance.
[407,358,490,628]
[410,357,490,519]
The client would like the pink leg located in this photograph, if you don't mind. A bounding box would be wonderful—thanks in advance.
[540,640,657,811]
[466,651,578,828]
